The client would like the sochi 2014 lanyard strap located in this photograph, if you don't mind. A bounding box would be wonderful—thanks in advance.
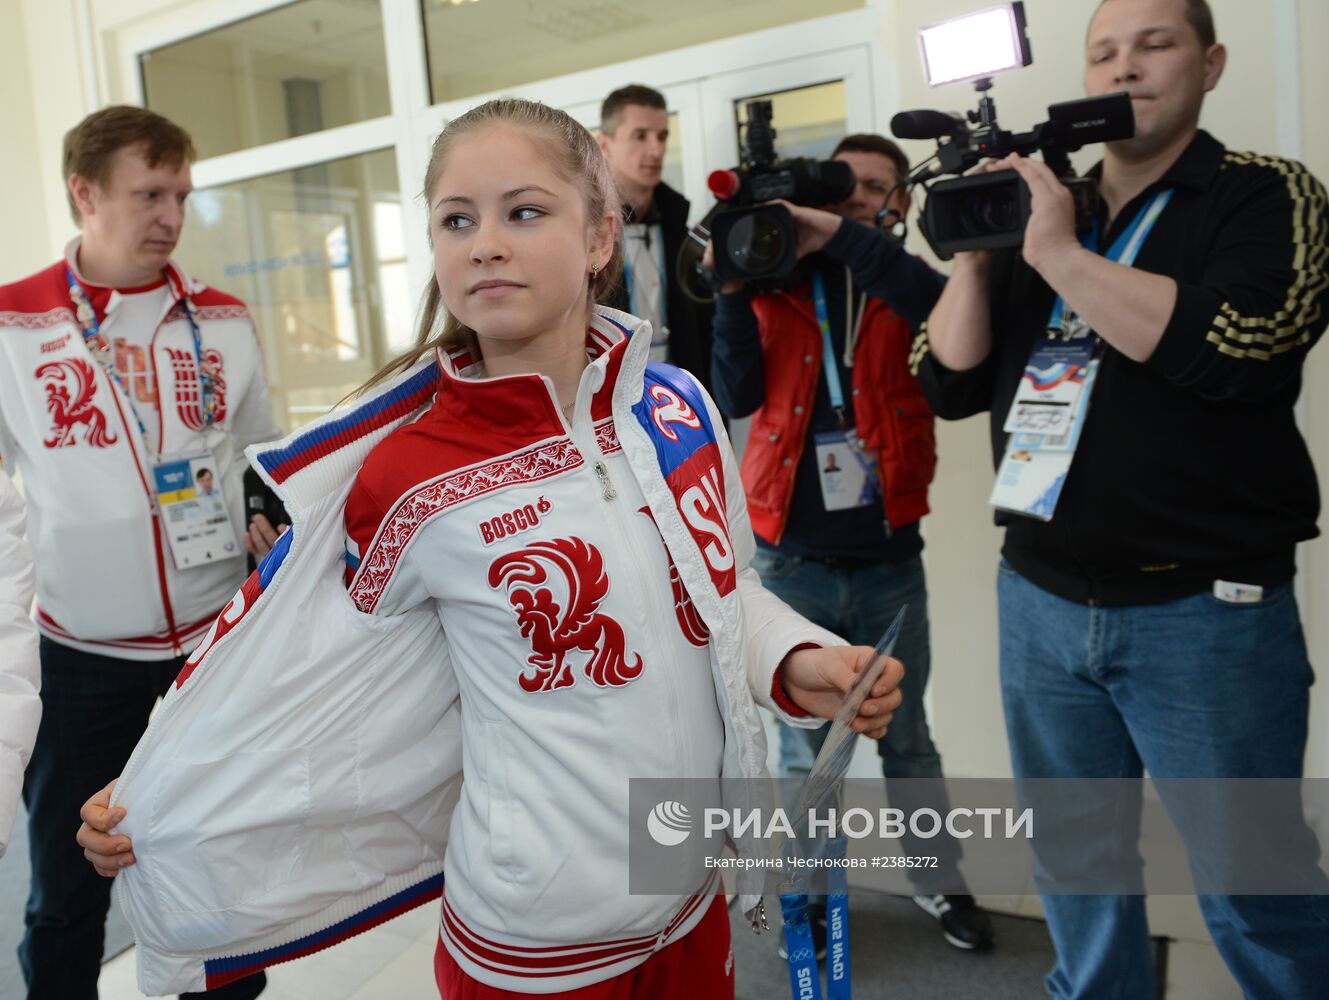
[780,837,851,1000]
[810,269,868,422]
[811,270,878,496]
[66,265,221,440]
[622,224,668,328]
[776,611,905,1000]
[1046,188,1175,337]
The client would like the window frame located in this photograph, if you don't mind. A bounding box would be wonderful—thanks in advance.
[119,1,893,298]
[113,0,891,436]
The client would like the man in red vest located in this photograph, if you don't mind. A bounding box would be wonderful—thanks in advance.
[708,133,994,957]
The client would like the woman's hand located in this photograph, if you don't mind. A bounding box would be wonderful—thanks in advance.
[779,646,904,739]
[76,779,135,877]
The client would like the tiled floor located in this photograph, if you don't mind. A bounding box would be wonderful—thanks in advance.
[97,900,1243,999]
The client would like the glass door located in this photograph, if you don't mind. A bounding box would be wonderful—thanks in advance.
[697,48,876,179]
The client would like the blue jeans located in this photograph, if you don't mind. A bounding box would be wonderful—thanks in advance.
[998,561,1329,1000]
[755,550,963,893]
[20,639,266,1000]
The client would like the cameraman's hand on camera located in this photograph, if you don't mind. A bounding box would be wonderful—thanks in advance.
[986,154,1178,362]
[769,199,844,260]
[997,154,1084,275]
[703,202,841,294]
[948,159,1011,275]
[701,241,746,295]
[996,154,1176,362]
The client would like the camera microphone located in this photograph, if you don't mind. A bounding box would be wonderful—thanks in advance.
[890,110,963,141]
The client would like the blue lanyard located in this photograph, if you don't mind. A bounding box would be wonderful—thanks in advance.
[1048,188,1174,333]
[780,837,852,1000]
[810,272,846,417]
[66,266,218,440]
[825,844,851,998]
[623,225,668,325]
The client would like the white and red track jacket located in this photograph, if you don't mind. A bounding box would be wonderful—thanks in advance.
[0,469,40,856]
[0,240,279,659]
[110,309,839,995]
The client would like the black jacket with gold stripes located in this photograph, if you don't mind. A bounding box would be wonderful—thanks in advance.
[913,130,1327,606]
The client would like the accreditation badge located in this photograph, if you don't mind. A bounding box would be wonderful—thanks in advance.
[990,353,1101,521]
[815,429,881,513]
[991,315,1101,522]
[1002,328,1095,438]
[152,452,242,570]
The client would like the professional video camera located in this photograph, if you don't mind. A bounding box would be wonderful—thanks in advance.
[891,2,1135,259]
[702,100,856,284]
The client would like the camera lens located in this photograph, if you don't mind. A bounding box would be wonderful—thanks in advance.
[725,213,787,275]
[961,189,1018,237]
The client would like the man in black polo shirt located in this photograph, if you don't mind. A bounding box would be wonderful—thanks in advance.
[913,0,1329,997]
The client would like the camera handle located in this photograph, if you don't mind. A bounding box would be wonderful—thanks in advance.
[676,206,720,305]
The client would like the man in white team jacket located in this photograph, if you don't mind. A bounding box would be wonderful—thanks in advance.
[0,105,279,1000]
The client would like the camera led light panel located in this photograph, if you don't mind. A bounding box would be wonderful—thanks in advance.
[919,2,1032,88]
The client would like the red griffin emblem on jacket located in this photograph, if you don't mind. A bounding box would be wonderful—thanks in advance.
[638,506,709,646]
[167,347,227,430]
[35,358,118,449]
[648,384,702,442]
[488,537,644,693]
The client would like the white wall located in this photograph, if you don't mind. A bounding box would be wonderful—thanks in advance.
[0,0,60,284]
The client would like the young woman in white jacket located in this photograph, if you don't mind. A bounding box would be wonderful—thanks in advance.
[77,99,904,999]
[0,469,41,859]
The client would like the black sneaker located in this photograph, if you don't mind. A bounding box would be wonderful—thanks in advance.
[777,902,827,961]
[913,893,995,951]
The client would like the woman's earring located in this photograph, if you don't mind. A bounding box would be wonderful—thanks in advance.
[590,262,601,274]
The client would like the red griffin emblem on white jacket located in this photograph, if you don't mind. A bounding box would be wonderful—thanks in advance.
[488,537,644,693]
[35,358,118,449]
[648,384,702,442]
[167,347,227,430]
